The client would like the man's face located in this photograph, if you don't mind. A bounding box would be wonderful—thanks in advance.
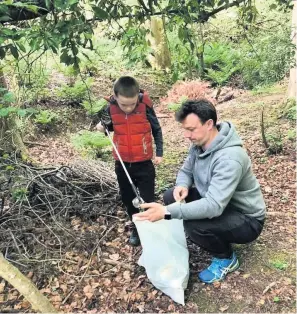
[115,94,138,114]
[182,113,213,146]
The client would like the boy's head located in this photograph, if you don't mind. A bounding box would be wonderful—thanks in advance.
[114,76,140,114]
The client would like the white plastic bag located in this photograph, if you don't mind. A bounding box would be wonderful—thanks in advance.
[133,218,189,305]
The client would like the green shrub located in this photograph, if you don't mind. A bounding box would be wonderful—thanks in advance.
[204,42,240,85]
[12,187,27,201]
[121,26,152,66]
[71,130,111,158]
[287,129,296,141]
[0,90,37,117]
[55,78,93,103]
[270,260,288,271]
[266,132,283,154]
[82,98,108,115]
[167,96,188,112]
[282,98,296,121]
[240,28,294,88]
[34,110,58,124]
[11,54,51,104]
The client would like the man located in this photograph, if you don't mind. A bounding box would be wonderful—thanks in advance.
[134,99,266,283]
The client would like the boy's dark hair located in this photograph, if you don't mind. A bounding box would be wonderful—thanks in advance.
[114,76,139,97]
[175,99,217,126]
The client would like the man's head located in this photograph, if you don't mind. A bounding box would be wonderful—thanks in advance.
[114,76,139,114]
[176,99,218,147]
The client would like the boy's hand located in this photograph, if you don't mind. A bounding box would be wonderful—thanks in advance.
[154,157,163,165]
[95,122,105,133]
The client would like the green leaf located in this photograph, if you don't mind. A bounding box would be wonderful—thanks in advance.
[9,45,19,59]
[0,48,5,59]
[68,0,79,5]
[60,51,70,64]
[1,28,16,36]
[218,0,226,6]
[273,296,280,302]
[3,91,15,103]
[0,16,11,22]
[45,0,51,9]
[93,7,109,19]
[0,108,9,117]
[25,108,38,114]
[25,4,39,13]
[178,27,185,41]
[81,51,92,62]
[17,109,28,117]
[16,42,26,53]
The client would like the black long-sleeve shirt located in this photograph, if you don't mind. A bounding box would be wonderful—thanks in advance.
[102,105,163,157]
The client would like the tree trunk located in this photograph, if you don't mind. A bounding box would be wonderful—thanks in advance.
[0,253,57,313]
[146,17,171,71]
[0,69,27,154]
[197,22,205,78]
[287,0,297,100]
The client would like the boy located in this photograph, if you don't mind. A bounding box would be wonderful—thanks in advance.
[96,76,163,246]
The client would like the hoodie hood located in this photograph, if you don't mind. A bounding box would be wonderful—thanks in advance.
[197,122,243,158]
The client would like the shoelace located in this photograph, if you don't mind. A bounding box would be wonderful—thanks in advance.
[208,257,232,276]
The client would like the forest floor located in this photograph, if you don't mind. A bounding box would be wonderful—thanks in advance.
[1,75,296,313]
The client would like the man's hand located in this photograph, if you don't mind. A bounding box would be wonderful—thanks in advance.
[133,202,166,222]
[173,186,188,202]
[95,122,105,133]
[154,157,163,165]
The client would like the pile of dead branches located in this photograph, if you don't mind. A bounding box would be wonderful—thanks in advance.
[0,154,120,273]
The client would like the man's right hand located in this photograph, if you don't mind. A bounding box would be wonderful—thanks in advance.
[95,122,105,133]
[173,186,188,202]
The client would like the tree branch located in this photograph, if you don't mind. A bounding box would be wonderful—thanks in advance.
[201,0,246,22]
[3,0,247,24]
[0,253,57,313]
[137,0,150,13]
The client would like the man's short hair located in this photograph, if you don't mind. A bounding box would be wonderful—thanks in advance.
[175,99,217,125]
[114,76,139,98]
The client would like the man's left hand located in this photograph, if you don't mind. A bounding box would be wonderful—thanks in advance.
[134,202,166,222]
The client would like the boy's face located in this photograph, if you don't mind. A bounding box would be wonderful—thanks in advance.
[115,94,138,114]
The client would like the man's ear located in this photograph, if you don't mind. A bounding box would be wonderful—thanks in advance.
[206,119,214,130]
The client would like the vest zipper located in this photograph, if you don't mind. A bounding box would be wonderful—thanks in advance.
[142,136,147,154]
[126,114,132,161]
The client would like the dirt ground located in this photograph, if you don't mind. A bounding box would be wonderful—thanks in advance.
[0,78,296,313]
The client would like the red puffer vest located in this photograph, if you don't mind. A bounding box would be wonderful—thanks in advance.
[108,91,153,163]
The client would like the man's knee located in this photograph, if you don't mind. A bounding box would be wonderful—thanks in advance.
[163,187,175,205]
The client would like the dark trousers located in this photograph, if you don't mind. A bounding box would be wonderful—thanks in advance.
[115,160,155,219]
[163,187,264,258]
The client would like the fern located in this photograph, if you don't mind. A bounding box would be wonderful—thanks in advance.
[34,110,58,124]
[71,130,111,150]
[82,98,108,115]
[55,78,93,102]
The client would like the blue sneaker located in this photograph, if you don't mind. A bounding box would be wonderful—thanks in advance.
[198,252,239,283]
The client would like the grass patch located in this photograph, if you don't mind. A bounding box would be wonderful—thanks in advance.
[251,84,286,96]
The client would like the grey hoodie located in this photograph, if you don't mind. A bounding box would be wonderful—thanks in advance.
[167,122,266,221]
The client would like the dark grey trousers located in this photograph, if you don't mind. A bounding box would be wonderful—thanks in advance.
[163,187,264,258]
